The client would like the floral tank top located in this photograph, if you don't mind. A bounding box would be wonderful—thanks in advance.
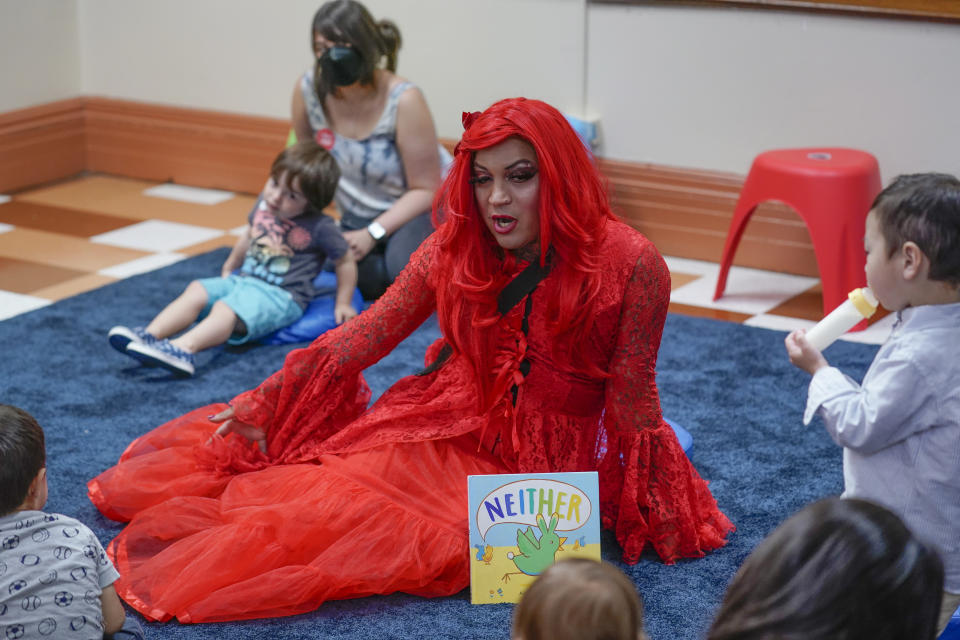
[299,69,452,231]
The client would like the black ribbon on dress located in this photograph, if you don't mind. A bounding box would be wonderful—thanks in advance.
[416,256,552,377]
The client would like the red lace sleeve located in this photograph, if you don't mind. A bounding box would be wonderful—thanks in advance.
[604,241,671,436]
[599,240,732,564]
[227,237,438,463]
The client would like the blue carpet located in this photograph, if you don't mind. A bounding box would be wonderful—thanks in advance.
[0,248,879,639]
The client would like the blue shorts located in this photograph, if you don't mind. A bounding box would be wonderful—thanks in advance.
[198,275,303,345]
[112,616,146,639]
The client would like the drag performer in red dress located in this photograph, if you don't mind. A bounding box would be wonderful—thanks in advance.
[88,98,733,623]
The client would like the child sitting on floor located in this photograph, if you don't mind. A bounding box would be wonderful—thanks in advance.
[785,172,960,633]
[0,404,145,639]
[707,497,944,640]
[108,140,355,376]
[511,558,648,640]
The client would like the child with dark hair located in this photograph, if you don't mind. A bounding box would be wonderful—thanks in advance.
[511,559,648,640]
[108,140,355,376]
[785,172,960,631]
[0,404,144,639]
[707,497,944,640]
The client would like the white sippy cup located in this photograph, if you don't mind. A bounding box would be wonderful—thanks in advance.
[805,287,879,352]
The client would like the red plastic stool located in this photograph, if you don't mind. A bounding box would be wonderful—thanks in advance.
[713,148,882,328]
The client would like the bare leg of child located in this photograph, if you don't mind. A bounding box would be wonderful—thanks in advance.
[145,281,210,339]
[169,301,239,354]
[118,283,232,377]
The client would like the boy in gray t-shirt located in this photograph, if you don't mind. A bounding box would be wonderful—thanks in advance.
[108,140,355,377]
[0,404,143,639]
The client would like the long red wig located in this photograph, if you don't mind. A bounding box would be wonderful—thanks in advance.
[430,97,617,405]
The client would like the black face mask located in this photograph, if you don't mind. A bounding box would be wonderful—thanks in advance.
[319,46,363,87]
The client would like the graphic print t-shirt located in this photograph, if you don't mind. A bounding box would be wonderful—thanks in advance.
[0,511,119,640]
[241,202,349,308]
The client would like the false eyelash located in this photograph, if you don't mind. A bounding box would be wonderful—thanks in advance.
[507,170,537,181]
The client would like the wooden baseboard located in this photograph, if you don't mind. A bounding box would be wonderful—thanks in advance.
[599,158,817,276]
[0,97,817,276]
[0,98,87,194]
[83,97,290,194]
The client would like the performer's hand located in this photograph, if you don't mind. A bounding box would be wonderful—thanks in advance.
[785,329,829,376]
[209,406,267,454]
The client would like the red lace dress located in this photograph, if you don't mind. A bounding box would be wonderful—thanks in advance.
[88,219,733,623]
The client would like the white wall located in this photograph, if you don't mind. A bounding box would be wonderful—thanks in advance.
[375,0,587,139]
[588,4,960,178]
[0,0,81,112]
[75,0,587,140]
[3,0,958,179]
[77,0,308,119]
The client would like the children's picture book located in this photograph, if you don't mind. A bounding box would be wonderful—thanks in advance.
[468,471,601,604]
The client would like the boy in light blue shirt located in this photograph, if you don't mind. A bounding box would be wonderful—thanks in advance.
[785,173,960,633]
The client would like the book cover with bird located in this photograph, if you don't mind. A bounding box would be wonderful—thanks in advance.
[467,471,601,604]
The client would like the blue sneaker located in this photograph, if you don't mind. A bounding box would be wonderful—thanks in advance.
[126,339,196,376]
[108,325,157,354]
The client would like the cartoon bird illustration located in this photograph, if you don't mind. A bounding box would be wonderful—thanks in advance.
[573,535,587,551]
[502,513,566,582]
[474,543,494,564]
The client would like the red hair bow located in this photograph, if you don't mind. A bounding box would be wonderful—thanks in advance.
[461,111,481,130]
[454,111,482,155]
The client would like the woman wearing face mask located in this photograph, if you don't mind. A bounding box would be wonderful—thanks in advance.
[89,98,733,623]
[292,0,451,300]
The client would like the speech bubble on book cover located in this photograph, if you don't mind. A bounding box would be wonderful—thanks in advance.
[475,478,592,541]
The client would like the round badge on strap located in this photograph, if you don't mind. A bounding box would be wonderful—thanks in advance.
[315,128,335,150]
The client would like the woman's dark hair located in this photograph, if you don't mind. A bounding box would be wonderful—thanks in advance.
[0,404,46,516]
[311,0,401,101]
[270,139,341,213]
[871,172,960,286]
[707,497,944,640]
[512,559,647,640]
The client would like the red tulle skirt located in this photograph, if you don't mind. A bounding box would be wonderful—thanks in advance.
[88,405,508,623]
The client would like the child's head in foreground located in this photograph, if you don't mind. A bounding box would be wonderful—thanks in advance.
[865,172,960,310]
[707,497,944,640]
[512,558,647,640]
[262,139,341,219]
[0,404,47,517]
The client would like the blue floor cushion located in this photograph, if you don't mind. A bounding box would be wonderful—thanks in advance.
[941,605,960,640]
[665,418,694,457]
[261,270,364,345]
